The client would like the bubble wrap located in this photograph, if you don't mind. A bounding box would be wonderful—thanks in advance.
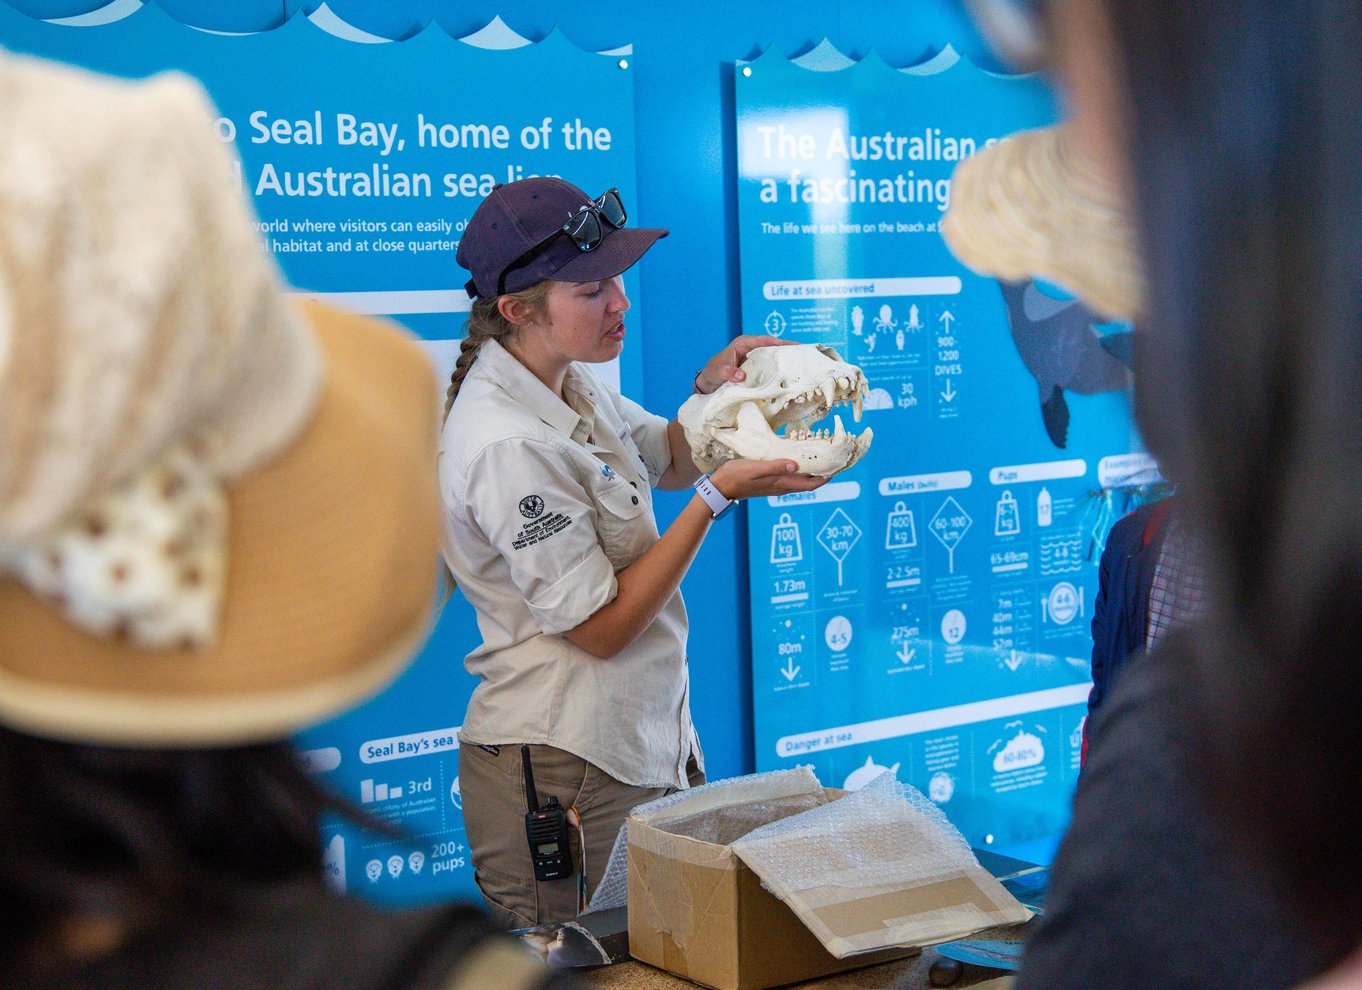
[733,770,971,887]
[583,766,821,914]
[730,770,1031,956]
[649,792,827,846]
[587,766,1030,956]
[585,817,632,913]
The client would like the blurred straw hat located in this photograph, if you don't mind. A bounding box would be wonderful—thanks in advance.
[0,53,440,746]
[942,123,1144,322]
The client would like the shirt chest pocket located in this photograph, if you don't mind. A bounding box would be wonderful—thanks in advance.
[591,475,655,569]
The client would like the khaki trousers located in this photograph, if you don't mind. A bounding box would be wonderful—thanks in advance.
[459,743,703,929]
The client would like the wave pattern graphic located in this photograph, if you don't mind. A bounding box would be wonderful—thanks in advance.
[1038,533,1083,576]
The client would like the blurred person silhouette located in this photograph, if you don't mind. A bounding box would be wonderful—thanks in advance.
[1080,485,1203,764]
[0,52,576,990]
[945,1,1361,987]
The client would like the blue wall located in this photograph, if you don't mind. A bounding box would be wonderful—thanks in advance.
[3,0,1008,781]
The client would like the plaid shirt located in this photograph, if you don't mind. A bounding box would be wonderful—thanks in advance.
[1146,517,1206,648]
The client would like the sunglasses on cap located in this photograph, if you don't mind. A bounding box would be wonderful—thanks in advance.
[963,0,1051,74]
[496,188,628,296]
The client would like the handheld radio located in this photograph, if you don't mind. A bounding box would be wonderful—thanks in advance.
[522,745,573,882]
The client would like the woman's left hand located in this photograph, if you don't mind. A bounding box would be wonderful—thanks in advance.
[692,335,793,395]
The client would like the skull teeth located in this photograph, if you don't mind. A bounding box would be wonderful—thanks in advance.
[782,378,869,421]
[783,416,864,443]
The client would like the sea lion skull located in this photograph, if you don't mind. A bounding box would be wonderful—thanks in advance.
[678,344,873,476]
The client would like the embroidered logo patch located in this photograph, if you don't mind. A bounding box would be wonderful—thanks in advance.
[519,495,545,519]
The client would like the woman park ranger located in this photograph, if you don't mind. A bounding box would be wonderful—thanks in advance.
[439,176,825,928]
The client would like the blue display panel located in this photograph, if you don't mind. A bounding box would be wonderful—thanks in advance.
[1,3,642,904]
[736,45,1141,852]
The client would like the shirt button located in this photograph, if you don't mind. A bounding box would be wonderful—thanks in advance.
[631,495,639,505]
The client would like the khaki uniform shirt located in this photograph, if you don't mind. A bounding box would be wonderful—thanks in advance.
[439,339,701,789]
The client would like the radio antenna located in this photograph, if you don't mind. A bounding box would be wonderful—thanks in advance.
[521,744,539,813]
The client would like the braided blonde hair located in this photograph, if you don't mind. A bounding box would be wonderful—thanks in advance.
[443,281,552,421]
[440,280,551,601]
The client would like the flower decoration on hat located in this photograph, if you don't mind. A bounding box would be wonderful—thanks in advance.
[1,442,227,649]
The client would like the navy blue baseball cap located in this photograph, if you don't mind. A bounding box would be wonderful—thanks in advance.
[456,176,668,299]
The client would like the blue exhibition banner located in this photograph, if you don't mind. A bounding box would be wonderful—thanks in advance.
[736,45,1144,853]
[0,2,643,904]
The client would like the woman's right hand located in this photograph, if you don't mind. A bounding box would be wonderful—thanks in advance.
[710,459,828,501]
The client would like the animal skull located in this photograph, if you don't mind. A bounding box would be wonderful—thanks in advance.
[678,344,873,476]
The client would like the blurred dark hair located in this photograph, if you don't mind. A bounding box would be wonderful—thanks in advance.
[0,726,359,971]
[1106,0,1362,939]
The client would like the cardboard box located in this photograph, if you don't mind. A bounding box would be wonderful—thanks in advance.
[626,770,1031,990]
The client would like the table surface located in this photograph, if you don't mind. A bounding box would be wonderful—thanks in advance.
[578,942,1018,990]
